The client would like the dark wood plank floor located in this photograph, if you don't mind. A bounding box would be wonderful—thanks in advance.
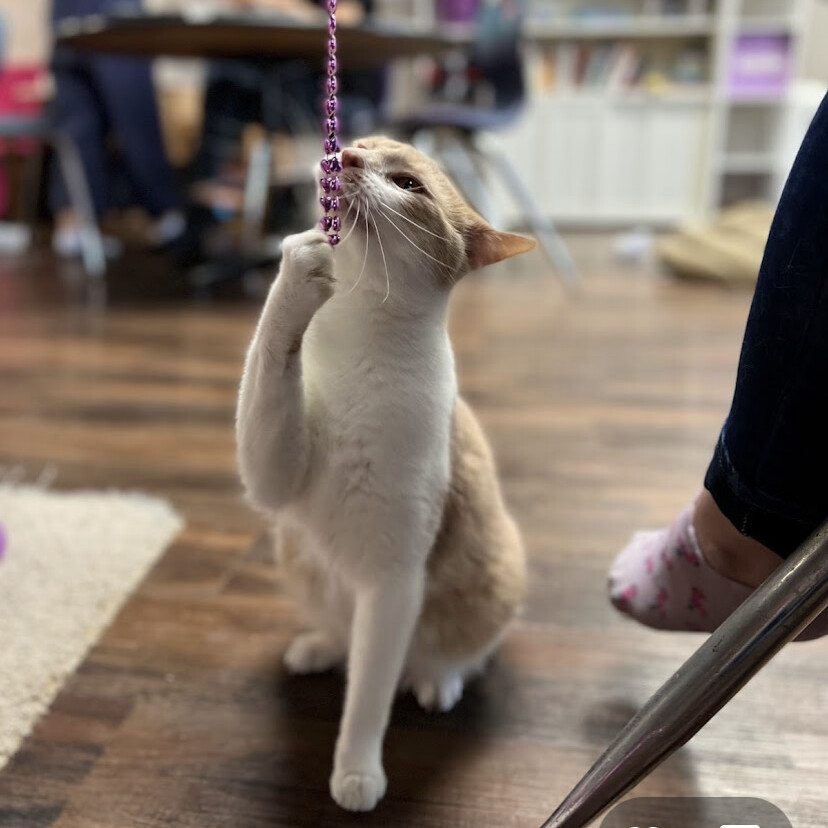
[0,241,825,828]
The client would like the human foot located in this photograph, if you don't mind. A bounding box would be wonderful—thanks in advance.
[52,209,122,260]
[608,493,828,640]
[692,489,782,588]
[148,210,186,248]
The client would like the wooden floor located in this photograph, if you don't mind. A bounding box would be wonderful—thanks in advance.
[0,240,825,828]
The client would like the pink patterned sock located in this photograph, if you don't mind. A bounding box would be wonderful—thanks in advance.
[608,503,828,640]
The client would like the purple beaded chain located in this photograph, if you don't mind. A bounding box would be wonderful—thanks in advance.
[319,0,342,246]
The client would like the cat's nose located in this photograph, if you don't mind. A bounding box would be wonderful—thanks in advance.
[341,148,365,169]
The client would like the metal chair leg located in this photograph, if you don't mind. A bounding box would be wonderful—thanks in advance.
[539,520,828,828]
[52,132,106,280]
[437,131,500,227]
[475,134,579,288]
[409,127,499,225]
[241,135,273,256]
[410,128,437,161]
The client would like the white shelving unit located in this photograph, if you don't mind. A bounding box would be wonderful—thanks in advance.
[378,0,823,226]
[527,15,716,38]
[488,0,821,226]
[705,0,814,213]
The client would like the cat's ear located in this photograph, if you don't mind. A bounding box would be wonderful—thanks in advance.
[464,221,536,270]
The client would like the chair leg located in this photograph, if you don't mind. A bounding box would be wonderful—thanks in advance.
[474,135,579,287]
[539,520,828,828]
[410,128,437,160]
[410,127,498,224]
[52,132,106,280]
[438,130,501,226]
[241,135,273,256]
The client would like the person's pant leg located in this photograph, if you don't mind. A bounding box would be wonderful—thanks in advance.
[705,92,828,557]
[193,60,266,182]
[48,54,110,217]
[90,54,180,217]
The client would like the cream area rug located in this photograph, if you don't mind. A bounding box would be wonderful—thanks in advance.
[0,484,183,768]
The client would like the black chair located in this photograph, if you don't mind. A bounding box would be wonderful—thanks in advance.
[392,1,578,285]
[187,58,385,290]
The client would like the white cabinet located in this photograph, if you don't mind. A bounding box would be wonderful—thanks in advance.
[494,93,710,224]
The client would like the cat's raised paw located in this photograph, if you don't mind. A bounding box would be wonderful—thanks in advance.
[283,631,344,675]
[281,229,334,287]
[414,674,464,713]
[330,766,387,812]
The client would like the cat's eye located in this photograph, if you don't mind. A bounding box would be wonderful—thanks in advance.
[391,175,425,193]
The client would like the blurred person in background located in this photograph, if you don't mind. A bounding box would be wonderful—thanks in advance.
[49,0,184,258]
[184,0,380,256]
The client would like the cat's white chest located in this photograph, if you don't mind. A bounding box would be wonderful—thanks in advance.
[295,293,456,563]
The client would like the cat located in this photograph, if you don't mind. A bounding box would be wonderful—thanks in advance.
[236,136,534,812]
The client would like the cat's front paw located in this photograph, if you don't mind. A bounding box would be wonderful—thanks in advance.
[280,228,335,310]
[330,764,387,812]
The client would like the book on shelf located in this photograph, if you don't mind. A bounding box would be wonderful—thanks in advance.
[531,39,707,96]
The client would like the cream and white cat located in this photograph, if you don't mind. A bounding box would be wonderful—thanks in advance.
[236,136,534,812]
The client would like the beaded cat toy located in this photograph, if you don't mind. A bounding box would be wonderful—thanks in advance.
[319,0,342,246]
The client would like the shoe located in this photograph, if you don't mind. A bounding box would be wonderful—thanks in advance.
[52,225,122,260]
[148,210,186,248]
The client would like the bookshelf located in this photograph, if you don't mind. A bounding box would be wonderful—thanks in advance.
[527,15,716,38]
[382,0,822,226]
[487,0,819,225]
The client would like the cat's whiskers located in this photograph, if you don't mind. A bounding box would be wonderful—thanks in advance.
[339,198,361,246]
[369,211,391,303]
[346,201,371,297]
[376,199,452,242]
[342,196,355,224]
[375,206,456,283]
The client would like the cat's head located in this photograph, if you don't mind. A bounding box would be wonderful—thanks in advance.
[332,136,535,299]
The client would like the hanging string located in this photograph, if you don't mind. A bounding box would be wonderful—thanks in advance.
[319,0,342,246]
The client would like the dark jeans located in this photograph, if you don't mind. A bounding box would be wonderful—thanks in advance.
[193,59,319,183]
[49,0,179,217]
[704,91,828,557]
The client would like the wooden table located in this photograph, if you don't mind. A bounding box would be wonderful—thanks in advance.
[54,10,470,286]
[55,11,469,69]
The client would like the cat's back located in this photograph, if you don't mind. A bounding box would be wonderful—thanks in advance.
[416,397,527,656]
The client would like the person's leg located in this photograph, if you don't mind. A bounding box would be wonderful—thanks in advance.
[47,51,125,258]
[48,54,110,220]
[177,60,264,260]
[192,60,264,185]
[89,53,183,244]
[610,92,828,639]
[704,97,828,557]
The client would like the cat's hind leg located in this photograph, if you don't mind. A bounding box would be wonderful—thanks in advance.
[405,645,496,714]
[413,671,465,713]
[284,630,347,675]
[276,524,352,675]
